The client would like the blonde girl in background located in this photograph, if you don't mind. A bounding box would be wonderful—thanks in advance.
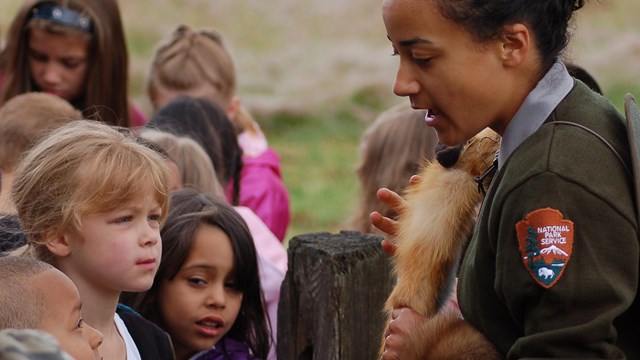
[147,25,291,241]
[11,120,174,359]
[345,103,438,235]
[137,128,225,198]
[0,0,147,127]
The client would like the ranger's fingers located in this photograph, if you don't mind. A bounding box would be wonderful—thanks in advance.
[409,175,422,185]
[376,187,406,213]
[370,211,399,238]
[380,238,396,256]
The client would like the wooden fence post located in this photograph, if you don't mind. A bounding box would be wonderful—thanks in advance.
[277,231,394,359]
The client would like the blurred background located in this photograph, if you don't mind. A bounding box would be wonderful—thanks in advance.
[1,0,639,241]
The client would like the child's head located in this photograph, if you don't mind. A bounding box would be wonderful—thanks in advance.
[0,92,82,174]
[0,255,103,360]
[348,103,438,233]
[147,25,238,117]
[148,96,243,204]
[11,120,171,272]
[138,128,225,198]
[1,0,130,127]
[123,188,269,360]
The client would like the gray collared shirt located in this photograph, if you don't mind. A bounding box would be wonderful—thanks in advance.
[498,62,574,169]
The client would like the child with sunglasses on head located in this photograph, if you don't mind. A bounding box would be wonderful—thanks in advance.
[0,0,146,127]
[11,120,174,359]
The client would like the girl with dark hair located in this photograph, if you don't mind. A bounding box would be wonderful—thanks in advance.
[0,0,146,127]
[375,0,639,358]
[147,97,243,205]
[147,97,290,242]
[122,188,271,360]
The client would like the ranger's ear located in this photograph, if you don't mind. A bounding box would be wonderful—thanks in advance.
[435,143,463,168]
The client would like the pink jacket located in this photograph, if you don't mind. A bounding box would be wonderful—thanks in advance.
[129,105,148,127]
[227,148,290,241]
[234,206,286,360]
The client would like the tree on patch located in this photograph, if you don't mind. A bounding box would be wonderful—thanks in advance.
[525,226,540,267]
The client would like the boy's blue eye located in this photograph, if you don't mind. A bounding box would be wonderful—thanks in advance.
[76,318,84,329]
[148,214,161,222]
[114,216,132,224]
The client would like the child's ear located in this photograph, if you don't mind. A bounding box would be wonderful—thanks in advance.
[500,23,530,68]
[226,95,241,121]
[44,229,72,257]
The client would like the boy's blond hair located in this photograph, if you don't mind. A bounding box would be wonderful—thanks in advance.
[11,120,171,264]
[0,92,83,172]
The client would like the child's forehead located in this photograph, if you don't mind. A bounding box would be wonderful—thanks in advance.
[102,190,164,212]
[31,268,78,299]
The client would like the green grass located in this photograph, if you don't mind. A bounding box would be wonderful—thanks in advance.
[605,83,640,114]
[262,109,368,241]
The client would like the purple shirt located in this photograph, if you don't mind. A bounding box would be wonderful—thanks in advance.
[190,338,259,360]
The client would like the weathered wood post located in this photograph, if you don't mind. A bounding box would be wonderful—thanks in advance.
[277,231,395,359]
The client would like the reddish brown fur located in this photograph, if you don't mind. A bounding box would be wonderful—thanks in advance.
[381,128,500,358]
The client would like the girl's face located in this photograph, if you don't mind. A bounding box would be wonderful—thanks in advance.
[382,0,514,146]
[28,27,90,102]
[61,191,163,295]
[158,223,243,360]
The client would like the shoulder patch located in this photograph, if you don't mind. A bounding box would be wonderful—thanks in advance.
[516,208,574,289]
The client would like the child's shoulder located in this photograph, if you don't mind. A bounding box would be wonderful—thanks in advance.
[191,337,259,360]
[116,304,175,360]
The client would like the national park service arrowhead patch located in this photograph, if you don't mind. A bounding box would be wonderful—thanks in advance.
[516,208,573,289]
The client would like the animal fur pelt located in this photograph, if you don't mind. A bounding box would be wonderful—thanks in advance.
[381,128,501,359]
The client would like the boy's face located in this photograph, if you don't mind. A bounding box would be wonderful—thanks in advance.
[32,268,103,360]
[62,191,163,294]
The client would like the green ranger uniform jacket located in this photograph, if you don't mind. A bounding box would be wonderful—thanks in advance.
[459,66,639,359]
